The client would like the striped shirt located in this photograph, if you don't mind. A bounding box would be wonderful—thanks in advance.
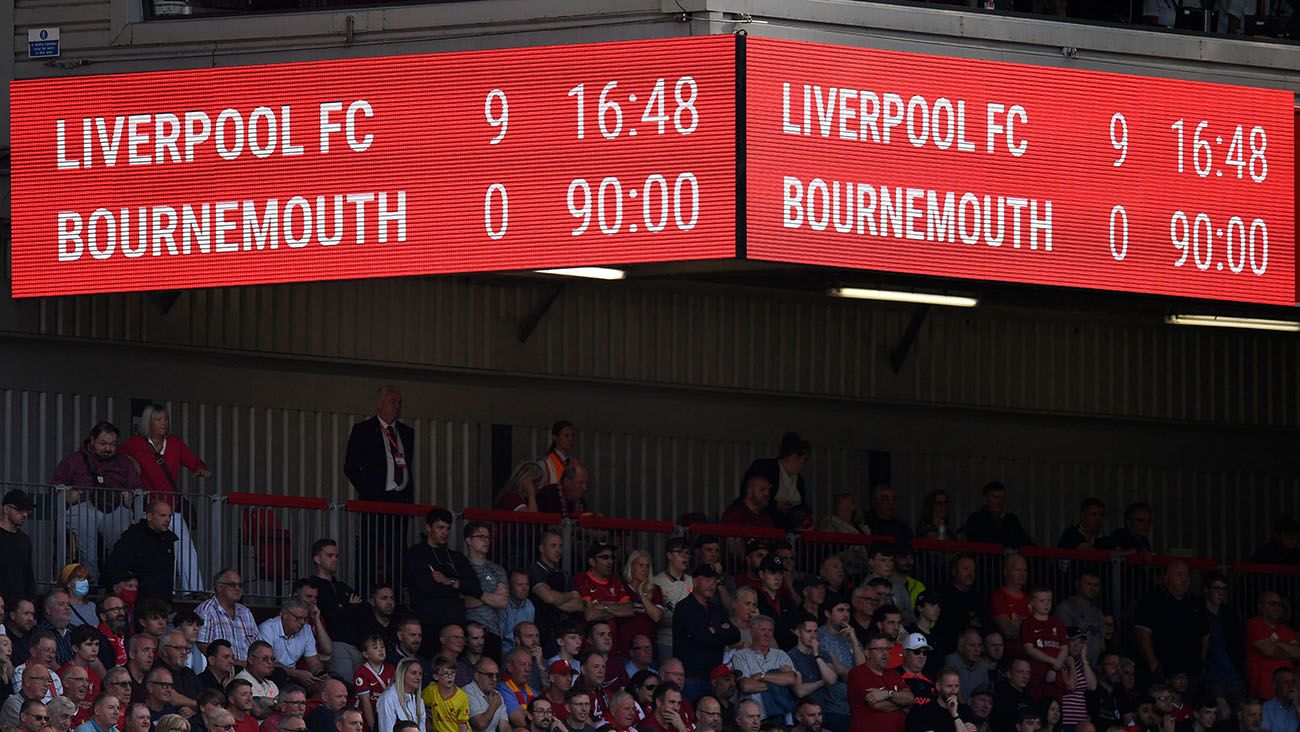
[196,597,260,661]
[1061,659,1089,724]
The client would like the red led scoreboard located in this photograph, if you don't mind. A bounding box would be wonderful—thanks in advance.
[9,36,1296,304]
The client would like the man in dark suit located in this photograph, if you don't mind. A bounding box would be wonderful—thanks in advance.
[344,385,414,591]
[739,432,811,531]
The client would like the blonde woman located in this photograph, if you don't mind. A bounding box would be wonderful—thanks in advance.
[378,658,428,732]
[494,462,545,513]
[619,550,664,656]
[155,714,191,732]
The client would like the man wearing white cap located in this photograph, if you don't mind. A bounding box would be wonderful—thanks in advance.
[901,634,936,706]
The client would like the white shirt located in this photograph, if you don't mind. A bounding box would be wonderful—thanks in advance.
[730,646,796,718]
[234,670,279,700]
[257,616,318,666]
[462,682,508,732]
[12,664,63,701]
[378,417,409,493]
[651,571,693,649]
[377,687,426,732]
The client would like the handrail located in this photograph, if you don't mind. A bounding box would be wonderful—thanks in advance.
[1126,553,1218,571]
[912,538,1006,555]
[1231,561,1300,577]
[462,508,563,526]
[1019,545,1114,562]
[800,531,895,547]
[343,500,442,517]
[578,515,675,533]
[687,522,786,541]
[226,492,329,510]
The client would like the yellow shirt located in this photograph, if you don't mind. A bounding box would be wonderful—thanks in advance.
[421,685,469,732]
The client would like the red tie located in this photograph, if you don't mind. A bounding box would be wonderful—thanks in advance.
[385,425,405,486]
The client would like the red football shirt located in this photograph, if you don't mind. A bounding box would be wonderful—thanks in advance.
[576,572,633,649]
[1246,617,1297,699]
[1021,615,1067,697]
[353,661,395,729]
[848,665,907,732]
[989,588,1032,652]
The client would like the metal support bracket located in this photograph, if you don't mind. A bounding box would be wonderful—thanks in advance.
[516,282,565,343]
[888,304,931,373]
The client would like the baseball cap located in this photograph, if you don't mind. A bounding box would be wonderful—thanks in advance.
[759,554,787,574]
[1066,626,1087,640]
[692,564,720,579]
[548,660,575,676]
[709,664,734,681]
[2,489,34,511]
[970,684,995,699]
[58,563,85,586]
[916,591,942,607]
[903,633,932,651]
[585,541,615,561]
[795,576,825,594]
[666,537,691,553]
[744,539,768,556]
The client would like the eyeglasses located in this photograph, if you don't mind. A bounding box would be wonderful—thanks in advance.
[164,644,192,652]
[213,724,237,730]
[642,684,658,691]
[287,612,309,623]
[476,670,499,678]
[219,581,245,588]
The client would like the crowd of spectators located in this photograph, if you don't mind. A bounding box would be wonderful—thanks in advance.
[7,387,1300,732]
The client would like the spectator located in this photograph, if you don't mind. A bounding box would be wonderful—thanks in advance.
[964,483,1034,548]
[379,658,428,732]
[620,551,664,658]
[1057,500,1106,550]
[1179,697,1219,732]
[116,403,210,594]
[819,493,871,574]
[657,659,695,726]
[983,632,1007,678]
[1132,561,1206,687]
[301,539,362,681]
[48,696,76,732]
[499,571,536,656]
[740,432,812,531]
[156,629,201,711]
[422,658,470,732]
[225,680,259,732]
[461,523,508,660]
[564,689,596,732]
[289,582,334,681]
[792,699,824,732]
[528,530,584,655]
[1200,572,1244,718]
[38,591,76,667]
[257,599,325,694]
[1238,699,1263,732]
[405,508,482,657]
[847,632,913,732]
[673,565,739,701]
[720,475,775,529]
[1245,590,1299,700]
[1101,504,1153,554]
[15,634,65,701]
[915,489,953,542]
[498,648,539,729]
[352,633,395,731]
[261,685,308,732]
[0,491,36,610]
[850,581,891,647]
[196,569,260,662]
[390,617,428,677]
[968,686,995,732]
[734,541,769,596]
[864,546,914,625]
[93,597,128,673]
[1054,572,1104,667]
[1020,587,1067,700]
[992,659,1034,732]
[434,625,472,689]
[1262,668,1298,732]
[651,538,693,661]
[159,714,193,732]
[576,652,611,724]
[694,696,724,732]
[350,583,397,655]
[172,611,207,674]
[233,641,279,716]
[798,577,828,622]
[1058,628,1094,728]
[787,617,841,730]
[1086,653,1126,732]
[754,555,796,650]
[709,667,738,721]
[303,679,348,732]
[344,386,414,588]
[496,462,545,514]
[103,500,178,603]
[732,615,805,722]
[899,633,934,704]
[596,692,637,732]
[623,636,655,680]
[1250,518,1300,565]
[100,668,130,730]
[906,667,973,732]
[585,623,629,693]
[945,630,991,703]
[864,485,913,545]
[932,555,984,657]
[511,623,545,693]
[536,421,576,493]
[57,566,96,629]
[576,542,635,652]
[197,640,236,693]
[3,660,52,724]
[817,557,849,611]
[134,598,171,643]
[626,669,657,719]
[536,461,591,520]
[52,423,144,579]
[76,693,121,732]
[639,682,687,732]
[815,599,863,725]
[730,587,759,649]
[909,592,942,670]
[893,546,927,613]
[59,665,91,725]
[733,700,762,732]
[463,658,508,732]
[989,555,1030,651]
[142,668,179,722]
[203,706,238,732]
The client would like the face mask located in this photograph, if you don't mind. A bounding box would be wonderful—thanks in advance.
[72,579,90,598]
[118,588,138,606]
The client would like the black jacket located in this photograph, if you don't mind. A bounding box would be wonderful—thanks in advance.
[104,520,178,600]
[344,417,416,502]
[0,526,36,607]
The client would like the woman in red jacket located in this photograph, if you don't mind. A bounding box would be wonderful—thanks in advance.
[117,403,211,594]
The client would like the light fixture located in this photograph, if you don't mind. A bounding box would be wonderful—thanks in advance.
[1164,314,1300,332]
[534,267,626,281]
[828,287,978,308]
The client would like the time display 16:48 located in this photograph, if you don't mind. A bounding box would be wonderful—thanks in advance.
[1170,120,1268,182]
[567,78,700,140]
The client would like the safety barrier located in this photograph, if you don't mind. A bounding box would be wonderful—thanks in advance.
[9,481,1297,624]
